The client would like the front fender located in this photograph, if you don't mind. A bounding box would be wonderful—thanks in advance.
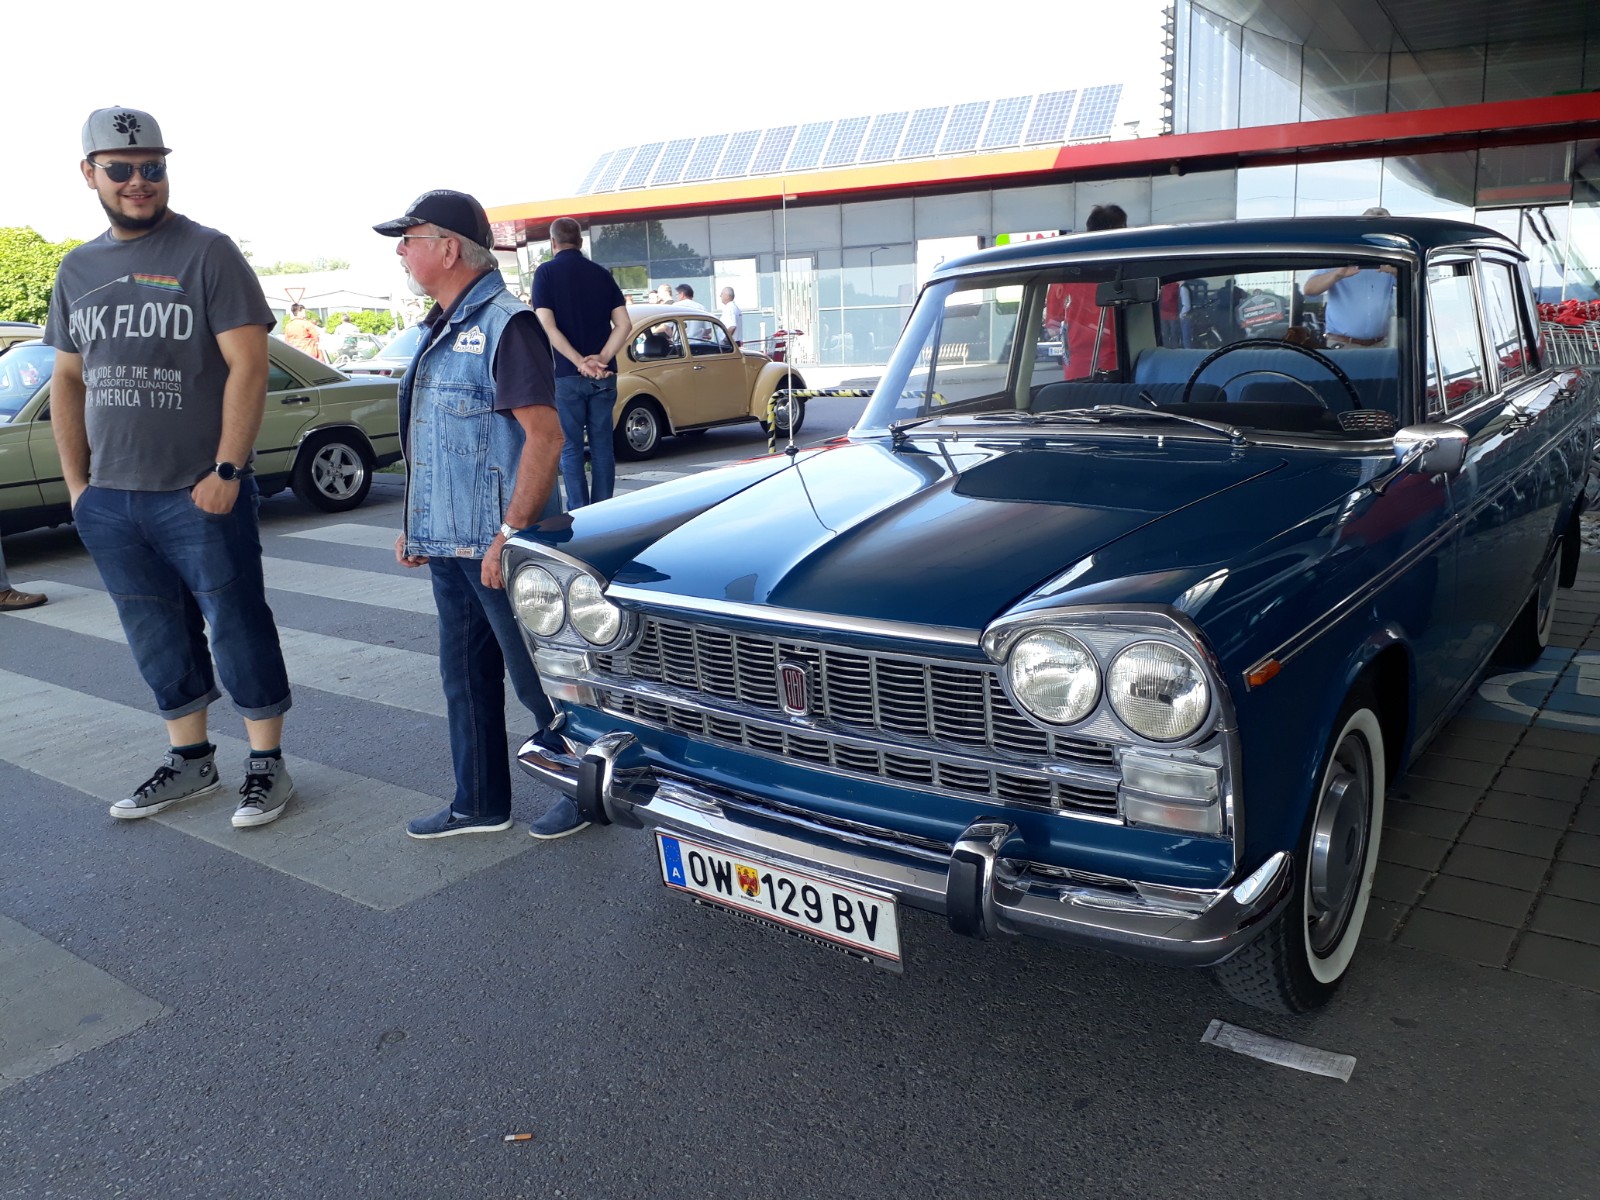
[750,363,806,418]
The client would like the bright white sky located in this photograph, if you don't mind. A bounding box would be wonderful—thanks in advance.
[9,0,1165,276]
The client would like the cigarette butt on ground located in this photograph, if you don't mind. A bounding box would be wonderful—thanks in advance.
[503,1133,534,1143]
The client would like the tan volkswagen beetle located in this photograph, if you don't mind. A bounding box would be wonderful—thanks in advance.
[611,304,806,460]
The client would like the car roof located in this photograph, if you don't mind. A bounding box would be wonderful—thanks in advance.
[936,216,1520,278]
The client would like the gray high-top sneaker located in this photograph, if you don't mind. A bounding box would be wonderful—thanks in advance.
[232,756,295,828]
[109,750,222,819]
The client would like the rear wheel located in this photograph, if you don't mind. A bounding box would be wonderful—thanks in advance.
[292,431,373,512]
[614,397,664,461]
[1215,693,1384,1013]
[1493,555,1558,668]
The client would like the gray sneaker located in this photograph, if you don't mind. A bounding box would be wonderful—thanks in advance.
[232,756,295,828]
[110,751,222,819]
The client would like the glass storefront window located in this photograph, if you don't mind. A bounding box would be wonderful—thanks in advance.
[710,211,774,257]
[1186,3,1241,132]
[842,244,914,307]
[1476,144,1574,209]
[1485,39,1582,104]
[654,217,710,261]
[1389,47,1485,112]
[913,192,991,239]
[1239,28,1300,127]
[1236,164,1296,219]
[842,199,913,248]
[1076,180,1151,230]
[776,204,840,252]
[1382,152,1477,218]
[1301,46,1388,121]
[993,184,1074,236]
[1151,170,1237,225]
[1294,159,1382,217]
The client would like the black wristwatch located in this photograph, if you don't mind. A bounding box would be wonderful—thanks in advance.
[214,460,242,481]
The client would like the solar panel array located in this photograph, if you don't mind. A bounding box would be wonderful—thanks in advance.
[575,88,1126,193]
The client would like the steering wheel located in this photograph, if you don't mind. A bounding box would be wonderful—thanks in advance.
[1180,338,1363,409]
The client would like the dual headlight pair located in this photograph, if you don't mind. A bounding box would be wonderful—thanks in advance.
[1005,630,1210,742]
[511,564,622,647]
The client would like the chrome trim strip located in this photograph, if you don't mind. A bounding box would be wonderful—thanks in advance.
[931,241,1419,284]
[603,586,979,648]
[1246,516,1450,680]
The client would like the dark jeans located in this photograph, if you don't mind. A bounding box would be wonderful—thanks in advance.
[72,479,292,720]
[555,374,617,508]
[428,556,555,820]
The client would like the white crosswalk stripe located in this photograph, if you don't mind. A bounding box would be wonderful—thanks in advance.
[0,668,534,911]
[10,579,537,723]
[261,557,435,613]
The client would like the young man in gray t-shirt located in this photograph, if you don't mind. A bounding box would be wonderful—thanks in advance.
[45,106,296,829]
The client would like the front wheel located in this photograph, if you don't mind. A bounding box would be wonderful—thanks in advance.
[292,432,373,512]
[1214,694,1384,1013]
[760,392,806,437]
[614,397,663,461]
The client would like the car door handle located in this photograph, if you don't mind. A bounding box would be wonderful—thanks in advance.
[692,364,704,371]
[281,394,313,405]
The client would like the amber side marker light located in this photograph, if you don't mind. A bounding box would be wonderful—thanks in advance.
[1245,660,1281,688]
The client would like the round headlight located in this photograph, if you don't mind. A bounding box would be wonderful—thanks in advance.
[1006,631,1100,725]
[1106,641,1210,741]
[567,573,621,645]
[511,565,564,637]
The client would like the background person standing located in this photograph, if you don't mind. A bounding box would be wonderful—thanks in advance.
[45,106,295,829]
[719,286,743,346]
[1302,208,1397,349]
[0,538,47,611]
[532,217,630,508]
[377,190,582,841]
[282,303,325,360]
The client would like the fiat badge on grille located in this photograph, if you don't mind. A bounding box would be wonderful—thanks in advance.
[778,660,810,716]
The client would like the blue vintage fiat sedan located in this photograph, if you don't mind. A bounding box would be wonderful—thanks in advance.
[504,217,1597,1012]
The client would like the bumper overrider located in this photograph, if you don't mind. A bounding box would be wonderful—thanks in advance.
[520,728,1292,969]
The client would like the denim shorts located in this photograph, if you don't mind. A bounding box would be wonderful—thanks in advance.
[73,480,292,720]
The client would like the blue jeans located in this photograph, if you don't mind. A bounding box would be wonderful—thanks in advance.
[555,375,617,508]
[428,556,555,820]
[72,480,292,720]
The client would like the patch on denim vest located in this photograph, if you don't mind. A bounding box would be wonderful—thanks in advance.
[452,325,486,355]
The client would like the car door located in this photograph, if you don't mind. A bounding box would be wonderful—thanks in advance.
[0,394,45,530]
[1429,252,1556,678]
[256,353,321,478]
[624,322,698,426]
[679,317,750,423]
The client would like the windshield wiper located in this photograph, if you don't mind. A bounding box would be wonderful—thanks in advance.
[973,404,1247,446]
[889,414,948,448]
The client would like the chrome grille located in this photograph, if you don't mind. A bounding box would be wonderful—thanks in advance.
[595,618,1119,816]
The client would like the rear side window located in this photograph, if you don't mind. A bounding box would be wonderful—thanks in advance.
[1426,262,1487,415]
[1479,260,1535,386]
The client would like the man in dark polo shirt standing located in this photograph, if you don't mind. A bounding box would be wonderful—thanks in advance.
[531,218,630,508]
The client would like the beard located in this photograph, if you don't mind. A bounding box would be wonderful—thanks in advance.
[100,196,168,233]
[404,271,429,297]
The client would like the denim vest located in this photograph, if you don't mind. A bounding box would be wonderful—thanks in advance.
[399,274,528,559]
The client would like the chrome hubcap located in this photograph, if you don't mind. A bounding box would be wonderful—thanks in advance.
[1307,735,1370,956]
[625,410,656,452]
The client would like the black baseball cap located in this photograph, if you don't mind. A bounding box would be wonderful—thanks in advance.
[373,189,493,249]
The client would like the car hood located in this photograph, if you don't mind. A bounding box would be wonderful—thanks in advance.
[558,437,1362,633]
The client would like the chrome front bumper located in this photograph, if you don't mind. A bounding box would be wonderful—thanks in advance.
[519,729,1291,968]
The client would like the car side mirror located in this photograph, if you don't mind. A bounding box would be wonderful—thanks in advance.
[1394,422,1467,477]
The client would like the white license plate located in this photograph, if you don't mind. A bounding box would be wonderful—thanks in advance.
[656,833,901,968]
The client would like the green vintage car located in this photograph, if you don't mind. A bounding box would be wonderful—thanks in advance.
[0,338,402,535]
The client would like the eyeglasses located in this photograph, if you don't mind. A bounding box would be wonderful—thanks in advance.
[399,233,453,244]
[91,159,167,184]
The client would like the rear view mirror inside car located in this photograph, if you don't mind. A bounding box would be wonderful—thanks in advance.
[1095,276,1159,307]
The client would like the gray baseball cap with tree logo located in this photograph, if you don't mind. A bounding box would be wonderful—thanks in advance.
[82,107,170,157]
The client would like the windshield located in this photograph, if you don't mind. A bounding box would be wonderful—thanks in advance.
[378,325,425,360]
[857,253,1410,441]
[0,343,54,422]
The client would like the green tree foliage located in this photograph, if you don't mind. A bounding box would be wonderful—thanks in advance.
[351,310,395,335]
[254,256,352,275]
[0,227,83,324]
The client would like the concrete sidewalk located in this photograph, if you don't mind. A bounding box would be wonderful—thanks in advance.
[1365,555,1600,991]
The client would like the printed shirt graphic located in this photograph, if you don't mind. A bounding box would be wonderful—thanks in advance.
[44,215,273,491]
